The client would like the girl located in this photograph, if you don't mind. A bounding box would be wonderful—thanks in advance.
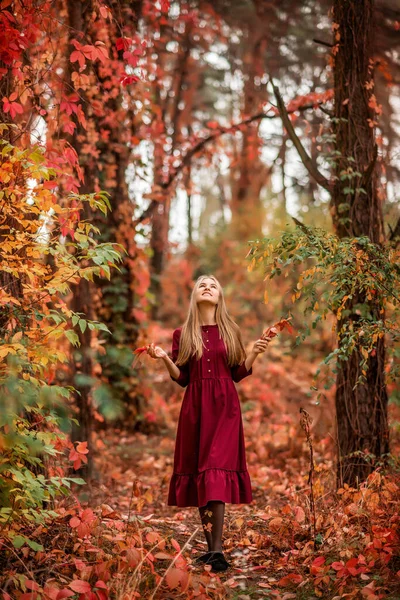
[147,274,274,572]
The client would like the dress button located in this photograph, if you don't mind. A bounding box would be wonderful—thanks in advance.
[206,340,209,342]
[207,358,210,362]
[208,369,211,372]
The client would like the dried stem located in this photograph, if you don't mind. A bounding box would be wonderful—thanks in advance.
[300,407,317,540]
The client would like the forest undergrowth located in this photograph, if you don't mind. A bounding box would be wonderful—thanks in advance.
[2,348,399,600]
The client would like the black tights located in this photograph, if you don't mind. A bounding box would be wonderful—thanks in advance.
[198,500,225,552]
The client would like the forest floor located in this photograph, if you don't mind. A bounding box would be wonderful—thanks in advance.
[4,350,398,599]
[80,354,400,600]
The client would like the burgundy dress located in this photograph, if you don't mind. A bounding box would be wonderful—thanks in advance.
[167,324,253,508]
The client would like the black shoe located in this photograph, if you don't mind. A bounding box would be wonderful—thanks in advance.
[205,551,230,572]
[194,551,213,564]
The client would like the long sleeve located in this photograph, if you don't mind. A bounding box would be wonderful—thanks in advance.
[230,360,253,383]
[169,328,190,388]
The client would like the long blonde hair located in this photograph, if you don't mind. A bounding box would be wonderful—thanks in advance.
[174,274,247,367]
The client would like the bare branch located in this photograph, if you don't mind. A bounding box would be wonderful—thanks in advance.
[313,38,334,48]
[318,105,334,118]
[388,215,400,246]
[269,78,331,192]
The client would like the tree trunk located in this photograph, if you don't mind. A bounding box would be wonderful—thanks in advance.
[230,33,269,241]
[66,0,95,478]
[149,23,193,320]
[331,0,389,488]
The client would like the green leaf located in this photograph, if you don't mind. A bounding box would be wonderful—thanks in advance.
[65,330,80,346]
[68,478,86,485]
[12,535,27,549]
[95,322,111,334]
[27,538,44,551]
[314,533,324,546]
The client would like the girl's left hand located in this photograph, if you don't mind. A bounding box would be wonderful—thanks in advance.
[252,336,272,355]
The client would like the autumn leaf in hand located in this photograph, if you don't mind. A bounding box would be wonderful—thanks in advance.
[262,316,294,340]
[132,344,149,368]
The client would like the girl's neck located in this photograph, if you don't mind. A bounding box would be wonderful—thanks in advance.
[198,310,217,326]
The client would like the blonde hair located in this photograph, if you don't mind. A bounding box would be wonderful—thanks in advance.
[174,274,247,367]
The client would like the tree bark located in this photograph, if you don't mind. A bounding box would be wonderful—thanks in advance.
[90,0,143,423]
[332,0,389,488]
[230,33,269,241]
[66,0,95,478]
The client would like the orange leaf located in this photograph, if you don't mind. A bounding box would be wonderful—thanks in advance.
[278,573,303,587]
[262,316,294,338]
[76,441,89,454]
[268,517,283,531]
[146,531,160,544]
[81,508,95,523]
[69,516,81,528]
[94,581,108,590]
[25,581,40,591]
[154,552,174,560]
[69,580,91,593]
[171,538,181,551]
[165,567,182,589]
[134,345,148,354]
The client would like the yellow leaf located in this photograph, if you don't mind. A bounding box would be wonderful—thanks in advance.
[0,347,12,359]
[234,517,244,528]
[263,289,268,304]
[268,517,283,531]
[12,331,23,343]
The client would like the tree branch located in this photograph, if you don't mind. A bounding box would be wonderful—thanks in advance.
[269,78,331,192]
[134,100,329,225]
[388,215,400,246]
[313,38,334,48]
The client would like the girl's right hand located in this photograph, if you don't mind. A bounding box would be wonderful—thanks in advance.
[146,342,167,359]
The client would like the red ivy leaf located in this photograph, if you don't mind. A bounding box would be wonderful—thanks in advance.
[120,75,140,86]
[116,37,132,51]
[2,96,23,118]
[161,0,170,12]
[70,50,85,68]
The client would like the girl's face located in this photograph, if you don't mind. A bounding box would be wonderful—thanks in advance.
[196,278,219,307]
